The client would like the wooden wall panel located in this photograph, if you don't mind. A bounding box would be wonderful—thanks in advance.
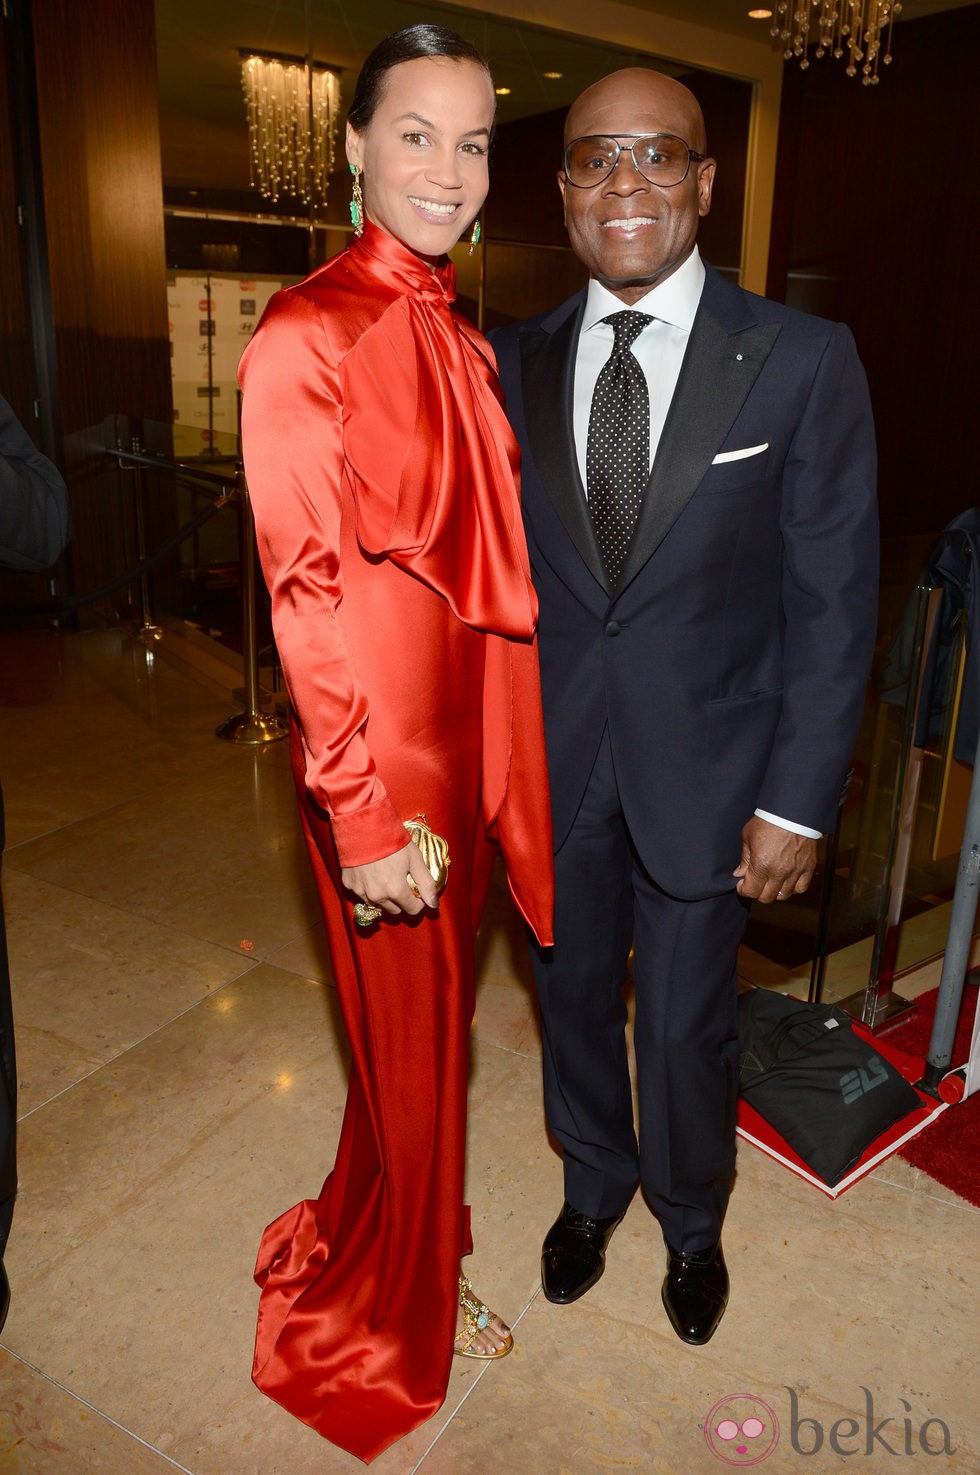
[29,0,172,608]
[767,5,980,541]
[679,67,750,279]
[0,23,33,427]
[0,12,59,615]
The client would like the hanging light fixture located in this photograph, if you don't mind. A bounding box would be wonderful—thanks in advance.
[771,1,902,85]
[240,51,341,204]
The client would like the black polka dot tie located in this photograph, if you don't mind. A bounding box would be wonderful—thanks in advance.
[586,310,654,586]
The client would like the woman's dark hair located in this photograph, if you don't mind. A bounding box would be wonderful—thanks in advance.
[348,24,493,132]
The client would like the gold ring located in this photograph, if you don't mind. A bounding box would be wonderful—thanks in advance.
[353,901,383,927]
[406,874,421,898]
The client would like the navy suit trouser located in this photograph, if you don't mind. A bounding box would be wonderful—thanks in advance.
[530,728,748,1252]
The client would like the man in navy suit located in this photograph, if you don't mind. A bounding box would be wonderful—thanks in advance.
[0,392,70,1330]
[491,68,878,1343]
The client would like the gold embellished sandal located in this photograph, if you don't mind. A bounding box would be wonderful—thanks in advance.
[453,1274,514,1360]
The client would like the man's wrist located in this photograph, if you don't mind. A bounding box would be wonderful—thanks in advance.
[753,808,821,840]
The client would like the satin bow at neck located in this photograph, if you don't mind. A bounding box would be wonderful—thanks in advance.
[342,224,537,640]
[347,218,457,303]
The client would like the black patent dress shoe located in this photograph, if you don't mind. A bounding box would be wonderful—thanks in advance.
[541,1201,624,1304]
[0,1260,9,1333]
[661,1240,729,1345]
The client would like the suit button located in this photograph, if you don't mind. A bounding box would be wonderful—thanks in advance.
[604,621,621,637]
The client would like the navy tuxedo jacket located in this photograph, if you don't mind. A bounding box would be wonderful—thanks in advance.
[491,263,879,899]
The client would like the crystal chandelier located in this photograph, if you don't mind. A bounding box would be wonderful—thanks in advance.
[241,52,341,205]
[771,1,901,85]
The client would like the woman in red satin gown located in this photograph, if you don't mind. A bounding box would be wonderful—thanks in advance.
[238,25,553,1464]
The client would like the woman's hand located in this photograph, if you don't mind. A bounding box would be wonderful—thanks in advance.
[341,841,440,919]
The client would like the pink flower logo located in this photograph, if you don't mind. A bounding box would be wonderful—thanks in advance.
[704,1394,780,1465]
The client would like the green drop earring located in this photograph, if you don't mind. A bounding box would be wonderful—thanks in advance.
[468,218,481,255]
[349,164,364,236]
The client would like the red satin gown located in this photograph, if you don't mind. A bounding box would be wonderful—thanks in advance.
[238,222,553,1463]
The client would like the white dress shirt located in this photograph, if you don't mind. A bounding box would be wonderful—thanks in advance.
[573,247,705,485]
[572,248,821,843]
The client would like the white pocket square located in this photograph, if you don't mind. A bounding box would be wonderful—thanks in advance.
[711,443,769,464]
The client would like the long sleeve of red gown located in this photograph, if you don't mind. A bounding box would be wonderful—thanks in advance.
[240,290,407,867]
[240,225,553,938]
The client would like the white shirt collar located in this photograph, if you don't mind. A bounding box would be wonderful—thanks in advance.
[581,247,705,334]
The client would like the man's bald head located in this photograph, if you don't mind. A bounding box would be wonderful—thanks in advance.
[564,68,708,156]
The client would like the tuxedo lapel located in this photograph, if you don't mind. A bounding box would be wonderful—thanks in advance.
[520,295,610,593]
[617,271,781,592]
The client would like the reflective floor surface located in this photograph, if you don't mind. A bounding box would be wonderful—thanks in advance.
[0,628,977,1473]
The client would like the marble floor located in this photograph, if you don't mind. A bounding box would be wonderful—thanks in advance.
[0,627,977,1474]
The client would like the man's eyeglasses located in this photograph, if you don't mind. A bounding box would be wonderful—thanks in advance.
[563,133,706,189]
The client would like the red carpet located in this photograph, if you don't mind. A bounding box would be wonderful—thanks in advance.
[881,985,980,1207]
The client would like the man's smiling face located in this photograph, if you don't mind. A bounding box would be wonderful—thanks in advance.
[558,68,715,306]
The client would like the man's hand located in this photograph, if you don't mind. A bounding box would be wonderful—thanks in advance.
[733,816,818,904]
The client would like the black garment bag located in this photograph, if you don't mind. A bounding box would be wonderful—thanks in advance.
[737,990,922,1186]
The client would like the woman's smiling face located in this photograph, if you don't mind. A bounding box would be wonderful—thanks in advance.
[346,55,494,260]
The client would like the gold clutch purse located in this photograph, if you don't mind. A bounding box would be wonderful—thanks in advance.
[353,814,450,928]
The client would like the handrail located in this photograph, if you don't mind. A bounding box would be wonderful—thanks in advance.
[109,442,239,491]
[110,435,287,747]
[0,432,287,747]
[109,436,238,641]
[0,498,222,619]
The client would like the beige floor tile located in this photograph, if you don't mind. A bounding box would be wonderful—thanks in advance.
[5,870,255,1113]
[471,866,542,1059]
[461,1038,559,1328]
[4,962,349,1473]
[654,1144,976,1458]
[418,1299,683,1474]
[0,1348,188,1474]
[474,865,535,982]
[5,963,346,1289]
[0,631,245,850]
[421,1255,976,1474]
[869,1145,980,1209]
[491,1136,980,1468]
[6,759,321,958]
[471,966,541,1059]
[264,920,334,986]
[414,1296,804,1475]
[2,964,513,1475]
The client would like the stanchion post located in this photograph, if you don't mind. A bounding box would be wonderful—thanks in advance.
[807,778,849,1004]
[215,472,288,745]
[838,583,943,1031]
[127,434,162,642]
[861,585,942,1026]
[918,724,980,1096]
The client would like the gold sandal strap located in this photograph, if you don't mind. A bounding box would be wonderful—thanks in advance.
[458,1274,494,1335]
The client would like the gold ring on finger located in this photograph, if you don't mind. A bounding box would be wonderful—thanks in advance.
[354,901,383,927]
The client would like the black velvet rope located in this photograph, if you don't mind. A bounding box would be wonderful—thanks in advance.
[0,498,222,618]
